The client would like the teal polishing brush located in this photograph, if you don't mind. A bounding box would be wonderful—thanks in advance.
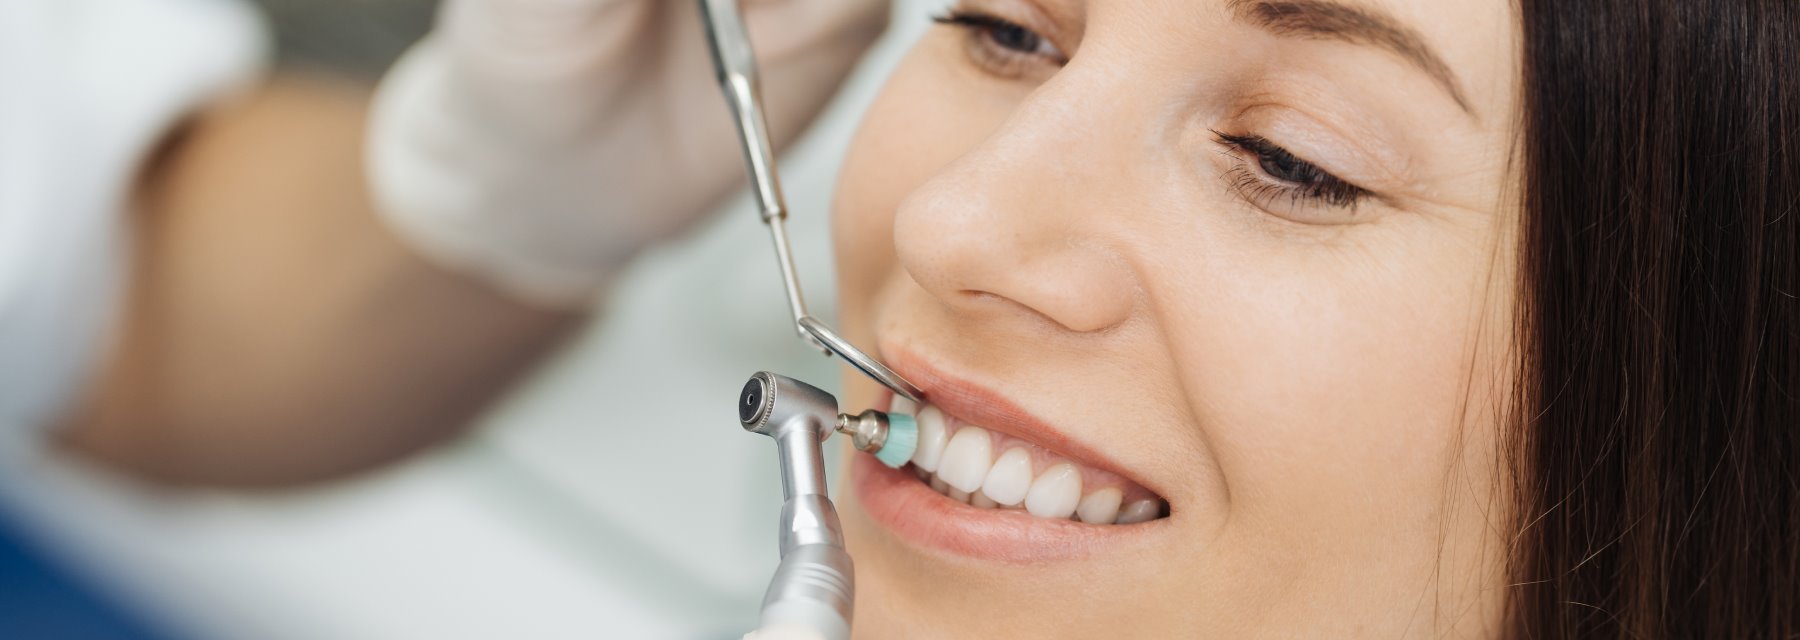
[836,409,918,469]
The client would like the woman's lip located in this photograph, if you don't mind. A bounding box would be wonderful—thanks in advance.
[850,453,1162,563]
[878,343,1163,497]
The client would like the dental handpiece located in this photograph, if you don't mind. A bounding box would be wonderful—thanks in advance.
[739,372,856,640]
[737,373,922,640]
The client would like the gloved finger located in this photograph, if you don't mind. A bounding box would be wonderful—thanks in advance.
[436,0,652,67]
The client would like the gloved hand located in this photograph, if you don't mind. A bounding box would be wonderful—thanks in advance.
[368,0,889,306]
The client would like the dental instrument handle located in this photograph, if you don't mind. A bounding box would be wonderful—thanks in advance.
[696,0,812,334]
[696,0,926,404]
[767,463,853,640]
[759,544,854,640]
[739,373,856,640]
[773,425,829,500]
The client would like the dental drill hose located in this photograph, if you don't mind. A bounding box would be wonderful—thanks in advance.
[737,373,922,640]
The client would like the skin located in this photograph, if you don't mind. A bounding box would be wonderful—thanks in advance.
[60,75,578,486]
[831,0,1523,636]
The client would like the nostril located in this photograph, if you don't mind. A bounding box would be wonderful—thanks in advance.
[954,259,1134,334]
[956,289,1076,331]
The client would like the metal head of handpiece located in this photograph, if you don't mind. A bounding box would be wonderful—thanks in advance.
[697,0,924,404]
[738,372,856,640]
[739,372,839,506]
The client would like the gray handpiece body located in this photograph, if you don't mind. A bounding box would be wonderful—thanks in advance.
[739,373,855,640]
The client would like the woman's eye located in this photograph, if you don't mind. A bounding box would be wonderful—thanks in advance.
[1212,131,1371,223]
[933,9,1067,76]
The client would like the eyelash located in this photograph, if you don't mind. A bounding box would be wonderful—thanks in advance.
[932,9,1067,75]
[935,10,1370,217]
[1212,131,1369,212]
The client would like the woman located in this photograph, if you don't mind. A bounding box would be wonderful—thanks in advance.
[824,0,1795,637]
[18,0,1794,638]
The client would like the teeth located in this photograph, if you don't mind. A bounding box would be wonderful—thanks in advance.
[979,448,1033,507]
[1114,498,1161,525]
[911,405,949,472]
[895,401,1166,526]
[936,426,993,493]
[1024,463,1082,519]
[1076,488,1123,524]
[890,395,918,416]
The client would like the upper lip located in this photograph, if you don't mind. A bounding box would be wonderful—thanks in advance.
[880,342,1160,497]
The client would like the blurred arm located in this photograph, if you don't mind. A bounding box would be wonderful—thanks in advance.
[58,74,579,487]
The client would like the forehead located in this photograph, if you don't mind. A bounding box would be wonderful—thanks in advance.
[1358,0,1518,118]
[1069,0,1519,122]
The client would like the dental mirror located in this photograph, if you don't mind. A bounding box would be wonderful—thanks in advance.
[699,0,924,404]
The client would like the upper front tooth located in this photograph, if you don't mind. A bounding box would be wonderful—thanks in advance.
[1024,463,1082,519]
[1076,488,1123,524]
[936,426,993,493]
[890,395,918,416]
[911,405,949,472]
[980,448,1033,506]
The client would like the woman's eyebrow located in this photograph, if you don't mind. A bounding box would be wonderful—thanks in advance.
[1229,0,1474,117]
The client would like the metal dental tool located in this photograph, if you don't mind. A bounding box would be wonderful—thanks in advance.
[735,372,917,640]
[702,4,930,636]
[737,372,861,640]
[697,0,924,405]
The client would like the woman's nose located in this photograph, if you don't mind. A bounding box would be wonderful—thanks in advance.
[892,78,1139,335]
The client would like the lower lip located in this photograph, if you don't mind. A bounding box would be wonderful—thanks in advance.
[849,453,1160,563]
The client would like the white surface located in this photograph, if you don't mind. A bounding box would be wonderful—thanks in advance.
[1,2,946,639]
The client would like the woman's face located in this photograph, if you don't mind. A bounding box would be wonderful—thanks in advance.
[831,0,1521,636]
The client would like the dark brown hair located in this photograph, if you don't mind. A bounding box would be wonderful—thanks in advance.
[1508,0,1799,637]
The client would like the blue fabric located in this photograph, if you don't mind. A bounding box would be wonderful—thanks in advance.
[0,509,178,640]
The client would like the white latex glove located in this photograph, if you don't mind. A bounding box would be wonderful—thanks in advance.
[368,0,889,306]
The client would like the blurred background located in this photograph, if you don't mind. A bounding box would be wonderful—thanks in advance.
[0,1,939,638]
